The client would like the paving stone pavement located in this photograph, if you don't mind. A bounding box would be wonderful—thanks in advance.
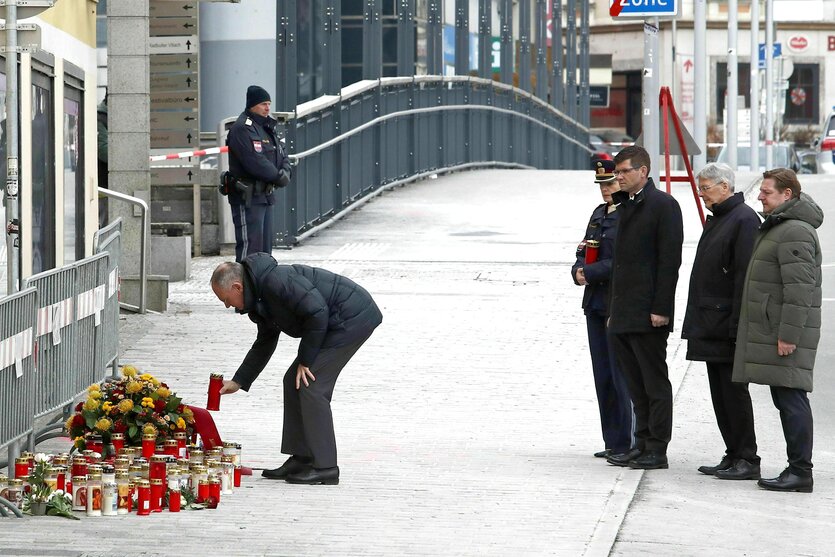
[1,170,830,556]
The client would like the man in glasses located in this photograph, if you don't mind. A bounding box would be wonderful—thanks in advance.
[682,163,761,481]
[605,145,683,471]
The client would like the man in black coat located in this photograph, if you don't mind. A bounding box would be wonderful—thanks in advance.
[211,253,383,485]
[605,145,683,470]
[572,159,634,459]
[225,85,292,262]
[682,163,761,480]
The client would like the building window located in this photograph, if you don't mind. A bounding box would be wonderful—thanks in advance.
[64,85,85,264]
[784,63,818,124]
[715,62,752,124]
[31,74,55,274]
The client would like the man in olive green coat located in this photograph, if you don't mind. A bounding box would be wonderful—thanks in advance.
[733,168,823,493]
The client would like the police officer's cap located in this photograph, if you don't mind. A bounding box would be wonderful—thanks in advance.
[246,85,271,109]
[593,159,616,183]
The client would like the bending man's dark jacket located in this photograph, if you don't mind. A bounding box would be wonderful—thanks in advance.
[608,178,684,333]
[232,253,383,391]
[681,192,760,362]
[226,109,292,207]
[571,202,620,315]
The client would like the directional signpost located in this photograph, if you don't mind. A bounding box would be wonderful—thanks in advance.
[610,0,679,186]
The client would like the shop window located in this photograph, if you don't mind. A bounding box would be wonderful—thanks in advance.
[715,62,752,124]
[31,74,55,275]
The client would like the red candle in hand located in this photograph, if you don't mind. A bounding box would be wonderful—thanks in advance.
[233,465,242,488]
[207,373,223,411]
[584,240,600,264]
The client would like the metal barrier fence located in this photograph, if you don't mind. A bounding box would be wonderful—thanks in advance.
[0,287,37,517]
[219,75,591,248]
[93,218,122,377]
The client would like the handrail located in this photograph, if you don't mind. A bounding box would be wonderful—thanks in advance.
[97,188,148,314]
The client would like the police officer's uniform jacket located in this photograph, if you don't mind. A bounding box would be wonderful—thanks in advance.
[227,109,290,207]
[571,202,620,315]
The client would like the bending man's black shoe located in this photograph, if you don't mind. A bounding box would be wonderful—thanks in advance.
[285,466,340,485]
[714,459,760,480]
[606,448,642,467]
[757,468,813,493]
[262,455,312,480]
[697,455,733,476]
[628,451,668,470]
[594,449,612,459]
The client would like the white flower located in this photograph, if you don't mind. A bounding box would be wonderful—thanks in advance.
[34,453,49,463]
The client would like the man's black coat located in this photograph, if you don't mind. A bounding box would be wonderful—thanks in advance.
[681,192,760,362]
[232,253,383,391]
[608,178,684,333]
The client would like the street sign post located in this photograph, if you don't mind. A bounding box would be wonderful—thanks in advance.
[609,0,678,18]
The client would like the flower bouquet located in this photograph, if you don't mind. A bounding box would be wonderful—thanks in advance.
[65,365,195,453]
[22,453,78,519]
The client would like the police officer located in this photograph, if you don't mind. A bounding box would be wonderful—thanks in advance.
[226,85,292,262]
[571,159,634,459]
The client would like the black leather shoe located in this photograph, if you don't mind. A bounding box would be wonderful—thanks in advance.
[285,466,340,485]
[262,456,312,480]
[628,451,668,470]
[607,449,642,467]
[594,449,611,459]
[697,455,734,476]
[757,468,813,493]
[715,459,761,480]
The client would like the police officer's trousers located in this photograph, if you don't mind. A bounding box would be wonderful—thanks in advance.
[230,201,273,262]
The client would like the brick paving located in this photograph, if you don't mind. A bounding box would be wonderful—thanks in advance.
[2,170,830,556]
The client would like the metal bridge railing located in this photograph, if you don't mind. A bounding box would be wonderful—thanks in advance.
[219,75,591,248]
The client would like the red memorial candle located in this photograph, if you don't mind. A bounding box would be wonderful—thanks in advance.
[136,480,151,516]
[207,373,223,411]
[14,457,28,479]
[584,239,600,264]
[142,433,157,460]
[150,455,167,482]
[110,433,125,454]
[233,465,242,488]
[149,478,164,513]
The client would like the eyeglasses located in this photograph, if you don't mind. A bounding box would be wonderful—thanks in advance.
[697,182,724,193]
[612,167,641,177]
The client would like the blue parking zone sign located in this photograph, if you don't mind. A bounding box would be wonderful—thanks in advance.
[610,0,679,18]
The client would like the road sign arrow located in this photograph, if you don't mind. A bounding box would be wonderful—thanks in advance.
[186,40,192,50]
[184,116,196,122]
[184,96,196,102]
[186,57,192,68]
[187,170,194,181]
[186,133,193,144]
[186,76,192,87]
[683,59,693,72]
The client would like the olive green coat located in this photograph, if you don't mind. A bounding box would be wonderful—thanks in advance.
[733,193,824,392]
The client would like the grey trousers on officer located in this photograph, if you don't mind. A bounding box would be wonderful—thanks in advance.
[281,334,372,469]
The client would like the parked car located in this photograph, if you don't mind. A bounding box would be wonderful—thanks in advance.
[589,133,613,164]
[811,107,835,174]
[590,128,634,157]
[715,143,803,174]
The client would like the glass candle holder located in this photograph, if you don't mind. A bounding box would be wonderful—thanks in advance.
[207,373,223,411]
[141,433,157,460]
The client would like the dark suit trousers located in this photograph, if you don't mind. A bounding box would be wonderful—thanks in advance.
[230,201,273,262]
[706,361,759,463]
[586,314,634,453]
[281,333,371,469]
[611,330,672,453]
[770,386,814,477]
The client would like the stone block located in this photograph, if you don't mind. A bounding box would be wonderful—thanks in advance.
[107,59,149,97]
[120,274,169,313]
[151,235,192,282]
[107,0,150,18]
[110,133,151,172]
[107,18,149,56]
[201,224,220,255]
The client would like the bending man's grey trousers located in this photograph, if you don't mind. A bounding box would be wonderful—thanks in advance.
[281,334,372,469]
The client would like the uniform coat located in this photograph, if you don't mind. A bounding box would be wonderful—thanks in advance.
[226,110,292,260]
[232,253,383,391]
[681,192,761,361]
[733,193,824,392]
[572,201,633,453]
[608,179,684,332]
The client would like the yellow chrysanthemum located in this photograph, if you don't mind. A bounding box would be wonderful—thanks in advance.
[88,390,103,400]
[101,401,113,413]
[74,437,85,450]
[142,424,158,435]
[126,381,142,394]
[94,418,112,432]
[181,407,194,423]
[155,387,170,398]
[82,399,100,412]
[64,416,75,432]
[151,378,160,387]
[176,417,186,430]
[87,383,101,393]
[122,365,138,377]
[141,397,154,408]
[117,399,134,413]
[140,373,153,381]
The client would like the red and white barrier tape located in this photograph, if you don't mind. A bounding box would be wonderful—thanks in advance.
[149,145,228,162]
